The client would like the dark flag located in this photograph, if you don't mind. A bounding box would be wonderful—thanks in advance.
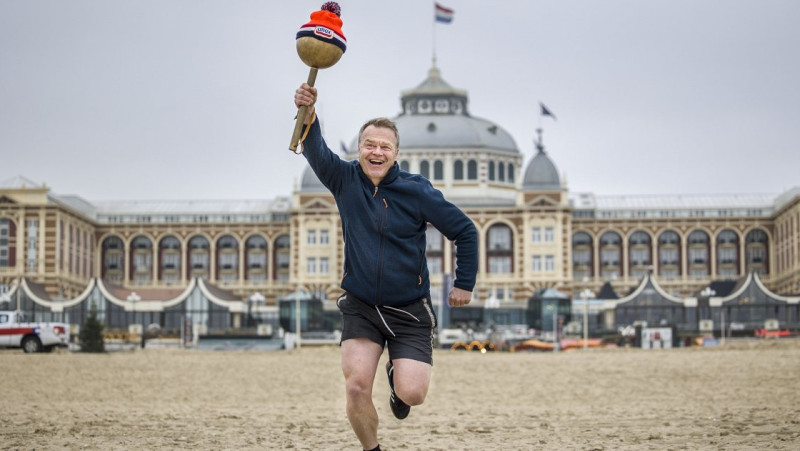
[340,141,348,154]
[540,102,557,120]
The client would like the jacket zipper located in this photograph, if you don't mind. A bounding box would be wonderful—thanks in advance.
[374,186,388,304]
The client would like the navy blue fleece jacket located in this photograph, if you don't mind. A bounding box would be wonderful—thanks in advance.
[301,118,478,307]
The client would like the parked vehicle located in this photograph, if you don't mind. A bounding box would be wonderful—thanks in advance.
[0,311,69,353]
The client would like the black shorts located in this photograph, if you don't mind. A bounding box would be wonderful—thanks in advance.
[337,293,437,365]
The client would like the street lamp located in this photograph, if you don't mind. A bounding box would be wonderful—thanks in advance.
[286,290,306,349]
[127,292,143,348]
[296,292,303,348]
[700,287,719,344]
[248,292,265,328]
[554,305,559,352]
[545,303,558,352]
[580,289,595,349]
[15,271,22,312]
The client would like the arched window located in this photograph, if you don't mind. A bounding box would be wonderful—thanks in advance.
[246,235,268,282]
[498,162,506,182]
[628,231,652,280]
[217,235,239,282]
[399,160,410,172]
[467,160,478,180]
[657,230,681,278]
[453,160,464,180]
[188,236,210,279]
[508,163,515,183]
[101,235,124,284]
[716,229,739,278]
[420,160,430,179]
[687,230,710,277]
[599,231,621,280]
[425,226,443,275]
[159,235,181,284]
[433,160,444,181]
[572,232,593,280]
[488,161,496,182]
[487,224,513,274]
[130,235,153,285]
[745,229,769,275]
[274,234,291,282]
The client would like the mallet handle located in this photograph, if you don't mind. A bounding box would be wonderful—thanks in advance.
[289,67,319,152]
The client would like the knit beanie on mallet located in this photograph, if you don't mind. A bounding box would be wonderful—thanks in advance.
[296,2,347,53]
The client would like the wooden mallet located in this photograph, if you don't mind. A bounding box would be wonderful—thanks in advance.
[289,2,347,153]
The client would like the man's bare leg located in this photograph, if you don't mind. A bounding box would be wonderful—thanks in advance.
[391,357,432,407]
[341,338,384,449]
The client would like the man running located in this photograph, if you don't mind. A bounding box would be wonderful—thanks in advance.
[294,83,478,451]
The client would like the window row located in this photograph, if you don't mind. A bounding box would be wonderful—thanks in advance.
[101,234,291,285]
[306,257,330,275]
[572,228,770,281]
[398,158,516,184]
[305,229,331,246]
[427,223,559,275]
[427,223,519,275]
[1,218,97,279]
[531,227,555,243]
[59,220,95,279]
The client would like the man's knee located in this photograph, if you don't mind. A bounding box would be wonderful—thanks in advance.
[396,383,428,406]
[345,376,373,402]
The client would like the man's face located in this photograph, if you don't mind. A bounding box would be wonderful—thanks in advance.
[358,125,398,185]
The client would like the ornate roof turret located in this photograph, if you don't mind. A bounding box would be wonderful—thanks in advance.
[522,128,561,190]
[348,62,518,153]
[300,165,326,192]
[400,62,469,116]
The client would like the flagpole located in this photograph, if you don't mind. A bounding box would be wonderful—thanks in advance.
[432,2,454,66]
[432,2,437,65]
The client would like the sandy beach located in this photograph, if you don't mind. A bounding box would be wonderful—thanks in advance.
[2,339,799,450]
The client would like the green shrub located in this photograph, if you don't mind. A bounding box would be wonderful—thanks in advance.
[79,306,105,353]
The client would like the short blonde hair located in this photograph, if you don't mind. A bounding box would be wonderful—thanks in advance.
[358,117,399,151]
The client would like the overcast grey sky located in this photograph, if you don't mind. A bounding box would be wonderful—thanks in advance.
[1,0,798,201]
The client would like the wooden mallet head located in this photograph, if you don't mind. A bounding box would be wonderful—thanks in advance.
[290,2,347,152]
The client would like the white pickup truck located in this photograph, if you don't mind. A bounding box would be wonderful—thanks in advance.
[0,311,70,353]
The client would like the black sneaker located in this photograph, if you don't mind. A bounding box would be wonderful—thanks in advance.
[386,360,410,420]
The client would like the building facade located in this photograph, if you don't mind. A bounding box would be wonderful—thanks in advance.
[2,65,799,322]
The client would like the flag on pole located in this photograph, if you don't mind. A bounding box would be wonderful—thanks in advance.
[540,102,557,120]
[435,3,454,24]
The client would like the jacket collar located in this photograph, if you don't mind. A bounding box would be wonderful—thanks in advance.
[357,162,400,187]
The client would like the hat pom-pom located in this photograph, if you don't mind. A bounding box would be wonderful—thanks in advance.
[321,2,341,17]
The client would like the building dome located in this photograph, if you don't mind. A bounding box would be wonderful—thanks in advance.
[347,64,519,155]
[300,165,326,192]
[393,115,517,151]
[523,129,561,190]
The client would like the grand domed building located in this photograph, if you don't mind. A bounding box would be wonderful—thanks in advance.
[298,64,574,307]
[2,65,799,336]
[298,64,799,306]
